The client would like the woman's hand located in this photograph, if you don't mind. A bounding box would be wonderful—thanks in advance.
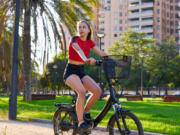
[85,57,96,65]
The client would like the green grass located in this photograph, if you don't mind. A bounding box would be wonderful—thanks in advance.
[0,96,180,135]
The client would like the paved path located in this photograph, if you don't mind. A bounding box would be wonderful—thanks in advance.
[0,120,164,135]
[0,120,109,135]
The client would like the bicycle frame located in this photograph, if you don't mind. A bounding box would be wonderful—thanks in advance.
[93,61,123,128]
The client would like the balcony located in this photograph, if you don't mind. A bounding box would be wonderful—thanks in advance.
[140,28,153,33]
[128,0,139,3]
[141,11,153,17]
[141,20,153,26]
[128,4,140,10]
[128,13,140,19]
[141,2,154,9]
[128,21,139,26]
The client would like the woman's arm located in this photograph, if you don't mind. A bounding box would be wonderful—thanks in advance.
[92,46,108,57]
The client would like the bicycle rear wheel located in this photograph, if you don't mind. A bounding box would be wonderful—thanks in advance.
[53,107,77,135]
[109,111,144,135]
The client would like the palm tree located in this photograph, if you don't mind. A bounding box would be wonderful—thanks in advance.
[1,0,100,101]
[0,5,13,94]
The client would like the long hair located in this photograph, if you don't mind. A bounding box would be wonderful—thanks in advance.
[77,20,92,40]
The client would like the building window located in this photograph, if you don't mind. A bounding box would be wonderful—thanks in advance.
[157,1,160,6]
[157,25,160,30]
[176,29,179,34]
[157,34,160,39]
[120,27,122,31]
[114,26,118,31]
[175,37,179,42]
[131,26,140,31]
[114,20,118,24]
[175,6,179,11]
[170,6,173,10]
[114,12,118,17]
[175,13,179,18]
[167,13,169,17]
[142,25,153,29]
[120,20,122,24]
[100,21,104,25]
[107,0,110,4]
[170,29,174,34]
[100,28,104,32]
[114,34,118,38]
[120,0,122,2]
[175,21,179,26]
[147,33,153,38]
[170,21,174,26]
[142,17,152,21]
[157,9,160,14]
[105,6,111,11]
[120,12,122,16]
[167,28,169,33]
[170,14,174,18]
[157,17,160,22]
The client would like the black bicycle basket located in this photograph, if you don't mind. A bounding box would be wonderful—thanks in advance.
[103,55,132,79]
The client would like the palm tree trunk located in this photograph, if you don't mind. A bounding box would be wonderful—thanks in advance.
[22,0,32,102]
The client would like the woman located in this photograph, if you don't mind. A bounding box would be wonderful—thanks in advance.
[63,20,108,132]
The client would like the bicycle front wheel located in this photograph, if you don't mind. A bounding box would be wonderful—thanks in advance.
[53,107,77,135]
[109,111,144,135]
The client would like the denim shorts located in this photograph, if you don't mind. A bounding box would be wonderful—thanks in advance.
[63,63,86,82]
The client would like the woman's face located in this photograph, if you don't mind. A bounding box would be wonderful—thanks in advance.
[78,22,90,38]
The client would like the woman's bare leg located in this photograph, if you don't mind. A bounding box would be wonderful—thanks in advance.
[81,76,102,112]
[65,74,86,123]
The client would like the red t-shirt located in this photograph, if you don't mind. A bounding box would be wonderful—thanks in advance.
[68,37,96,62]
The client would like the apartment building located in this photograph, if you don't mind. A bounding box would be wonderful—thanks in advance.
[97,0,180,52]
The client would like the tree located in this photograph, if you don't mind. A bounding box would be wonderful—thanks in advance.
[1,0,100,101]
[146,37,179,88]
[0,10,24,95]
[108,29,155,91]
[9,0,20,120]
[39,59,67,94]
[0,5,13,93]
[169,54,180,87]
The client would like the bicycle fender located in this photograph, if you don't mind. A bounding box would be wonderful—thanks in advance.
[53,107,78,124]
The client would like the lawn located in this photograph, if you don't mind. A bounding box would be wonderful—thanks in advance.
[0,96,179,135]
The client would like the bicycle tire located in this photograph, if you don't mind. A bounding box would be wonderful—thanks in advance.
[109,111,144,135]
[53,107,78,135]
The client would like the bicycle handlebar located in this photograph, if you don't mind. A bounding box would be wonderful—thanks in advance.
[95,60,103,66]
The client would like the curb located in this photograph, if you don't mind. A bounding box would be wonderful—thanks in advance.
[25,118,166,135]
[30,118,52,124]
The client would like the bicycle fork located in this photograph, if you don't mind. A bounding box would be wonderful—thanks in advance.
[113,104,130,134]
